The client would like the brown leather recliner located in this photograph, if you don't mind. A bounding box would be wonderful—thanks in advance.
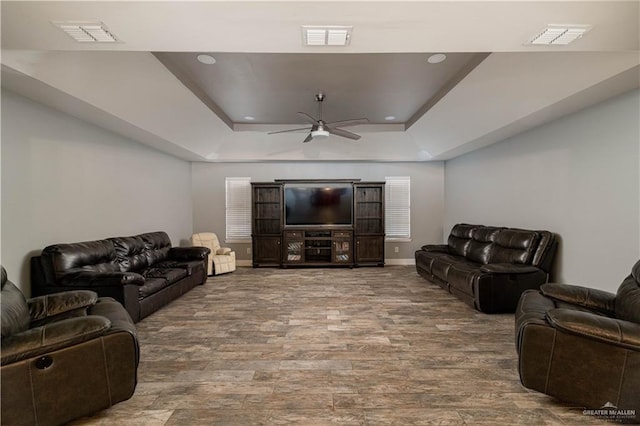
[515,259,640,420]
[1,266,139,426]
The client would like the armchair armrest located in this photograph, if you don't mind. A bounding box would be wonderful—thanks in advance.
[169,246,211,260]
[216,247,232,255]
[59,271,144,287]
[546,308,640,350]
[420,244,449,253]
[28,290,97,325]
[0,316,111,365]
[541,283,616,315]
[480,263,541,274]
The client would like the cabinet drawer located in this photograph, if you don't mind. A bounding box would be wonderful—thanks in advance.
[332,231,352,238]
[284,231,303,239]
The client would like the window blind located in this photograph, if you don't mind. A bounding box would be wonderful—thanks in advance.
[385,176,411,240]
[225,177,251,242]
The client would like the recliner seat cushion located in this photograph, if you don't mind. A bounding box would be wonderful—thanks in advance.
[141,268,187,285]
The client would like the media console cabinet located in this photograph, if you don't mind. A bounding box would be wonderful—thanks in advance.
[251,180,385,268]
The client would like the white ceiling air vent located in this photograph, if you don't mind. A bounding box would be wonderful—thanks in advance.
[529,25,592,45]
[302,26,352,46]
[53,21,119,43]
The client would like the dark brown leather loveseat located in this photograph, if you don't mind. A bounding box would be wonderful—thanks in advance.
[31,231,210,322]
[415,223,557,313]
[515,259,640,420]
[1,266,139,425]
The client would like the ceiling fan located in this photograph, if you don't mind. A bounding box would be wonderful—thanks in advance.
[268,92,369,143]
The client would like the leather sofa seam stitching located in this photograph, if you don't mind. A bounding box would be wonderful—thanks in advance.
[544,329,557,393]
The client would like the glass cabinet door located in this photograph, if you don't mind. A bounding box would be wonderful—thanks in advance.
[286,240,303,262]
[333,240,351,263]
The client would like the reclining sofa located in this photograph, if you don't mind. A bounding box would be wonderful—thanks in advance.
[515,259,640,418]
[1,266,139,425]
[415,223,557,313]
[31,231,210,322]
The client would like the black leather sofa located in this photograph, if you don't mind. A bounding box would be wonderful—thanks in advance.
[1,266,139,425]
[515,259,640,419]
[415,224,557,313]
[31,231,210,322]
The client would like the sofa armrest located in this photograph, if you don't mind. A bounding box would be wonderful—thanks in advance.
[28,290,98,325]
[0,316,111,365]
[541,283,616,315]
[546,308,640,350]
[480,263,541,274]
[216,247,232,255]
[59,271,144,287]
[169,246,211,260]
[420,244,449,253]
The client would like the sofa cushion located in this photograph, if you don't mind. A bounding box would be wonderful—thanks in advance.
[447,224,474,257]
[41,240,120,282]
[615,260,640,324]
[467,226,500,264]
[110,236,149,272]
[138,278,169,299]
[139,232,172,266]
[489,229,541,265]
[155,259,203,276]
[1,274,30,338]
[142,268,187,285]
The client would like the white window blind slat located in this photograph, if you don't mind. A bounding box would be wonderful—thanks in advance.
[225,177,252,242]
[385,176,411,240]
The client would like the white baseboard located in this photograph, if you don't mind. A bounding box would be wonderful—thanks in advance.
[236,259,415,267]
[384,258,416,266]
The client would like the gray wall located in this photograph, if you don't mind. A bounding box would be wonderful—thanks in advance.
[1,90,194,295]
[192,162,445,263]
[444,89,640,292]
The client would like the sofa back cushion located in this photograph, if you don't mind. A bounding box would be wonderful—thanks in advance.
[1,267,30,338]
[488,229,541,265]
[467,226,500,264]
[110,236,149,272]
[447,224,474,257]
[615,259,640,324]
[41,240,119,282]
[139,232,172,266]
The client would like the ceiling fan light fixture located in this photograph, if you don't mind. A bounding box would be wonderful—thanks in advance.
[311,129,330,139]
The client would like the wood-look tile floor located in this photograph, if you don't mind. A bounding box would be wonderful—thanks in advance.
[72,266,610,425]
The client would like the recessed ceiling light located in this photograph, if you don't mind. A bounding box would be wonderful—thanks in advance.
[302,26,352,46]
[384,116,396,121]
[529,25,592,45]
[52,21,118,43]
[243,116,255,121]
[197,54,216,65]
[427,53,447,64]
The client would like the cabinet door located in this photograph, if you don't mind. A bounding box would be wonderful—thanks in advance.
[333,239,352,264]
[355,236,384,265]
[252,184,282,235]
[252,236,281,266]
[354,185,384,235]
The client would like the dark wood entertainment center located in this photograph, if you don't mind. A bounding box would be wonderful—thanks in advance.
[251,180,385,268]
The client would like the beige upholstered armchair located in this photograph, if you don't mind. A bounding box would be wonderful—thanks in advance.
[191,232,236,275]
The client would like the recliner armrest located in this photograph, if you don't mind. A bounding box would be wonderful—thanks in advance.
[169,246,211,260]
[480,263,541,274]
[546,308,640,350]
[541,283,616,315]
[28,290,98,325]
[216,247,232,255]
[420,244,449,253]
[59,271,144,287]
[0,316,111,365]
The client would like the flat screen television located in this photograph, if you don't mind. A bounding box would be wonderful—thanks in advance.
[284,183,353,227]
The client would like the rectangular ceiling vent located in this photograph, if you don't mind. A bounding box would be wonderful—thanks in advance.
[302,26,352,46]
[52,21,119,43]
[529,25,592,45]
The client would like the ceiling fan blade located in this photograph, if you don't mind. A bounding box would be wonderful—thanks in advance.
[302,133,314,143]
[297,112,319,125]
[328,127,361,140]
[325,118,369,127]
[268,126,312,135]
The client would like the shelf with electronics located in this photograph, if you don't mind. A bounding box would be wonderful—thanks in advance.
[251,180,385,268]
